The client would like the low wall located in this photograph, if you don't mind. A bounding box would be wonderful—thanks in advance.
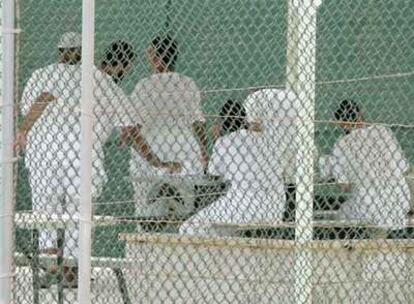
[120,233,414,303]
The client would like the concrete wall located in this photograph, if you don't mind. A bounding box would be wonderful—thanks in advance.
[124,236,414,303]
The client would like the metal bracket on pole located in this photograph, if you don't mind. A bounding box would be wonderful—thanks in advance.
[2,28,22,34]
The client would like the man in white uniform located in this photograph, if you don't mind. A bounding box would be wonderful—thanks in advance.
[99,40,180,172]
[321,100,411,228]
[244,89,301,221]
[17,33,178,284]
[179,97,286,236]
[129,34,207,218]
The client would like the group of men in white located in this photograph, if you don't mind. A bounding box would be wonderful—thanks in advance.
[18,32,411,282]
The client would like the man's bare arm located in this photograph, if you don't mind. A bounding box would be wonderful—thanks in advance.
[16,92,56,151]
[338,183,352,193]
[120,126,181,172]
[192,120,209,168]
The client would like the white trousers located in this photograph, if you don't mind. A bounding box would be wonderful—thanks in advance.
[26,154,103,259]
[180,187,286,236]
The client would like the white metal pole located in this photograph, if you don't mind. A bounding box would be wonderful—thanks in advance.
[286,0,321,303]
[286,0,299,94]
[77,0,95,303]
[0,0,15,302]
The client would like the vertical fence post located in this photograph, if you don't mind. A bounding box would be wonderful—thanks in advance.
[286,0,322,303]
[0,0,16,302]
[77,0,95,303]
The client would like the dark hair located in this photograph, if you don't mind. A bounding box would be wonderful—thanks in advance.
[220,100,248,133]
[102,40,135,68]
[58,47,81,53]
[334,100,361,122]
[151,34,178,69]
[58,47,82,65]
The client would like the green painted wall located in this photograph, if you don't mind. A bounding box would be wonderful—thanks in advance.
[17,0,414,151]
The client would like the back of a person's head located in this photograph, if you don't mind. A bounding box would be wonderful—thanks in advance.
[57,32,82,64]
[102,40,135,68]
[334,99,361,122]
[151,34,179,70]
[220,100,248,133]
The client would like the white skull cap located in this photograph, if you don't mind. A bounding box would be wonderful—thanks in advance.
[58,32,82,48]
[244,88,299,123]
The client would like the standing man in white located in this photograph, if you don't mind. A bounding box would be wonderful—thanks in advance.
[179,97,286,236]
[17,33,178,285]
[321,100,411,228]
[17,32,91,286]
[99,40,181,173]
[129,33,207,218]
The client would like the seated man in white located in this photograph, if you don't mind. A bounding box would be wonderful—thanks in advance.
[244,89,301,221]
[128,33,207,218]
[211,99,249,143]
[179,99,286,236]
[320,100,411,228]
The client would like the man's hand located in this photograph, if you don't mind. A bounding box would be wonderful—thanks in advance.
[38,92,56,103]
[119,126,137,148]
[40,248,60,255]
[339,183,352,193]
[211,123,221,143]
[15,130,27,153]
[192,120,209,173]
[201,152,209,171]
[161,161,182,173]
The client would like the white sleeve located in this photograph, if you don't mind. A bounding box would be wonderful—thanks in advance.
[186,79,205,123]
[111,88,141,127]
[379,126,409,175]
[208,137,227,177]
[20,70,43,116]
[331,140,351,184]
[94,70,144,128]
[319,154,335,179]
[129,81,148,125]
[244,92,263,122]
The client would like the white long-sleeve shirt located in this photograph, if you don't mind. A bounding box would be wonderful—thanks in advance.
[20,63,136,256]
[180,129,286,236]
[324,125,410,228]
[21,63,136,198]
[128,72,205,216]
[244,89,301,184]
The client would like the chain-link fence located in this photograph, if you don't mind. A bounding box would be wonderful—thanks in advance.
[3,0,414,303]
[0,1,3,150]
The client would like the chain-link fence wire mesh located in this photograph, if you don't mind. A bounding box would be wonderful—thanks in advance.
[0,2,2,99]
[0,2,2,158]
[9,0,414,303]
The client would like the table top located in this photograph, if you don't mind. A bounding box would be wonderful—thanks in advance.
[14,211,117,230]
[130,174,224,186]
[15,210,414,231]
[119,232,414,250]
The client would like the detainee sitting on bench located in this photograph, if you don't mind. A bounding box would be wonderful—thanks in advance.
[179,98,286,236]
[320,100,411,229]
